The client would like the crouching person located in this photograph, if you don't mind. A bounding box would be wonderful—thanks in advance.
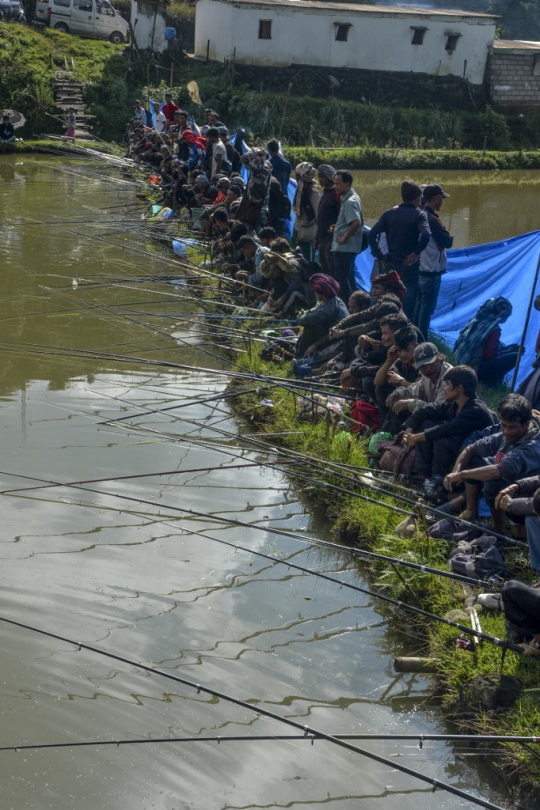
[443,394,540,531]
[373,326,420,432]
[495,482,540,580]
[400,365,496,486]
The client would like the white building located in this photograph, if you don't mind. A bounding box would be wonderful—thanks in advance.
[132,0,168,52]
[194,0,498,85]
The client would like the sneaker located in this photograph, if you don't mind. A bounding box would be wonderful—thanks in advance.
[478,593,502,610]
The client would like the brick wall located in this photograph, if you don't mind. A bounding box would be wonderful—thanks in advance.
[489,50,540,109]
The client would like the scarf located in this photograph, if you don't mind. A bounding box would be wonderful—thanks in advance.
[311,273,340,298]
[182,129,206,150]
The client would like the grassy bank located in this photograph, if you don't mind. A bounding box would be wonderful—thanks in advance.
[283,147,540,171]
[226,349,540,805]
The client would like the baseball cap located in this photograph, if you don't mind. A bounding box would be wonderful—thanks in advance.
[413,342,439,369]
[423,183,450,199]
[218,126,229,136]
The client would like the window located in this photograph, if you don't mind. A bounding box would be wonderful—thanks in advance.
[258,19,272,40]
[411,26,427,45]
[53,0,70,7]
[73,0,92,9]
[96,0,114,14]
[334,23,351,42]
[445,33,461,52]
[533,55,540,76]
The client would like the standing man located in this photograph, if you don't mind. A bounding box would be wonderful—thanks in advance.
[267,140,291,195]
[368,180,431,322]
[152,102,166,134]
[162,93,179,129]
[331,170,364,302]
[316,164,341,274]
[205,127,227,178]
[415,183,453,339]
[133,100,147,127]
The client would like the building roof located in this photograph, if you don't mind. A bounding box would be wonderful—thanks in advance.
[493,39,540,51]
[209,0,499,20]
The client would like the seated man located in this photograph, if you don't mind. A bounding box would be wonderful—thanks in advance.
[401,365,496,482]
[374,326,420,430]
[341,313,409,395]
[295,274,349,359]
[385,342,453,418]
[453,297,519,387]
[444,394,540,530]
[496,479,540,580]
[234,236,269,289]
[0,114,15,143]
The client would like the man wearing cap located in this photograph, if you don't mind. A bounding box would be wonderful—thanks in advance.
[414,184,454,339]
[331,170,364,303]
[0,114,15,143]
[368,180,431,322]
[386,342,453,416]
[316,165,341,275]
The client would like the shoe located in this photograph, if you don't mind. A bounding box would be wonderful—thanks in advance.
[478,593,502,610]
[457,510,479,523]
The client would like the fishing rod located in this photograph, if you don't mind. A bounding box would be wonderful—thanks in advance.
[0,731,536,754]
[0,615,515,810]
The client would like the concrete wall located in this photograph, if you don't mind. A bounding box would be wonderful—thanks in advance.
[132,0,167,51]
[489,46,540,109]
[194,0,496,84]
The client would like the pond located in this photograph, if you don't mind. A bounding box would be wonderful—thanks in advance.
[0,155,520,810]
[354,169,540,246]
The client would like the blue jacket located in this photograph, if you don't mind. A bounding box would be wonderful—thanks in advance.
[472,420,540,481]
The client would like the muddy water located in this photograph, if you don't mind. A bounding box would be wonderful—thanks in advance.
[0,156,517,809]
[354,169,540,246]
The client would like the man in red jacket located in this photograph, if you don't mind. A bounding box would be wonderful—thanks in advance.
[162,93,179,128]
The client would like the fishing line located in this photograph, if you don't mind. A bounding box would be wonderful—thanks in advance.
[0,614,514,810]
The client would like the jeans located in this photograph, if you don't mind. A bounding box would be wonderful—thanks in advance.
[383,260,420,325]
[525,515,540,574]
[330,251,358,302]
[502,579,540,635]
[414,273,442,340]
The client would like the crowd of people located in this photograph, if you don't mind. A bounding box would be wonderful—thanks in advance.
[127,98,540,651]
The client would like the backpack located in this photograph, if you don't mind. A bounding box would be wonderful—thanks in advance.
[349,399,381,433]
[448,535,511,581]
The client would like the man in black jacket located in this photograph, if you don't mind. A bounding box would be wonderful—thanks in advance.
[401,365,496,480]
[368,180,431,322]
[316,164,341,274]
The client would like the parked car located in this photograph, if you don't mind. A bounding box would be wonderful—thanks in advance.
[0,0,25,22]
[34,0,129,43]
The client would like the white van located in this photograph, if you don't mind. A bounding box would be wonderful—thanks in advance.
[35,0,130,43]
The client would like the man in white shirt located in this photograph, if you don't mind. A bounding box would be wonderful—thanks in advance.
[206,127,227,178]
[152,102,166,134]
[133,100,147,126]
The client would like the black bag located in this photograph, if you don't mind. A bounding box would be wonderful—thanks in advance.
[448,535,511,581]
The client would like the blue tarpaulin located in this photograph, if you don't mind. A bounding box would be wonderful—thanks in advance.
[355,230,540,385]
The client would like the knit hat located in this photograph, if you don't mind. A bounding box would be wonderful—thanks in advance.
[401,180,423,202]
[317,164,336,180]
[372,271,406,299]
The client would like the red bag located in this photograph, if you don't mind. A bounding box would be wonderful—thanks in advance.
[349,399,381,433]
